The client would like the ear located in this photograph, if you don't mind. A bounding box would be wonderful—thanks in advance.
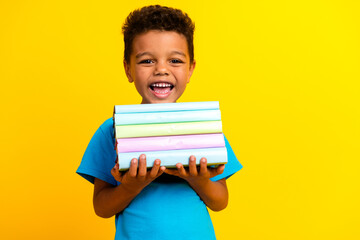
[123,60,133,83]
[187,60,196,83]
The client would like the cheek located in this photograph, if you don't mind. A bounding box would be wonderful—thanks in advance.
[134,69,150,83]
[174,68,190,82]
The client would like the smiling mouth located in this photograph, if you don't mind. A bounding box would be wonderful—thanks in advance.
[149,82,174,93]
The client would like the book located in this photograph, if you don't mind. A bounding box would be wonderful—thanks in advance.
[115,121,223,139]
[117,147,228,171]
[116,133,225,153]
[114,101,219,114]
[113,101,227,170]
[114,109,221,125]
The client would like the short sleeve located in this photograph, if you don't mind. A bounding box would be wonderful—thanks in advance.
[210,135,243,182]
[76,118,118,186]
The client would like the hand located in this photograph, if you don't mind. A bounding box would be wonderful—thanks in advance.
[164,155,225,185]
[111,154,165,194]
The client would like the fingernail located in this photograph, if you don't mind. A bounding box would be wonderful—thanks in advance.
[132,159,137,164]
[140,154,145,160]
[201,158,206,163]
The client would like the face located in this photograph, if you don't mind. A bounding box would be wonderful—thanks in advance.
[124,30,196,104]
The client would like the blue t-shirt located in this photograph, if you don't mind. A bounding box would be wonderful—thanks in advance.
[77,118,242,240]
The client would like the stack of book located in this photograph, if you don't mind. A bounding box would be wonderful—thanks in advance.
[113,101,228,171]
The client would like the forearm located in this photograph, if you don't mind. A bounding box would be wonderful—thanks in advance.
[93,179,142,218]
[188,178,228,211]
[164,157,228,211]
[93,157,165,218]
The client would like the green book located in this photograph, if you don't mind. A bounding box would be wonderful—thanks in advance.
[115,121,223,139]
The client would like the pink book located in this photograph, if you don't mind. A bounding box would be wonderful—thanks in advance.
[116,133,225,153]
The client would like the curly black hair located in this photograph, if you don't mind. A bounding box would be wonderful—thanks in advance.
[122,5,195,64]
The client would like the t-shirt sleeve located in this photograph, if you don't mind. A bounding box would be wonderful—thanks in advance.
[210,135,243,182]
[76,118,118,186]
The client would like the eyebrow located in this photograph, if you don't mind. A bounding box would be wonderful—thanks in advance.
[135,51,186,58]
[171,51,186,57]
[135,52,152,59]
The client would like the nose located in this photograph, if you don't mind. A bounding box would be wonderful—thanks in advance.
[154,61,169,76]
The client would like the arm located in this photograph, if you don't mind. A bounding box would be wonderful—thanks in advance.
[165,156,228,211]
[93,155,165,218]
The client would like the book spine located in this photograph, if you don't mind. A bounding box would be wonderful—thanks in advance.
[114,101,219,113]
[116,133,226,153]
[115,121,223,139]
[114,109,221,125]
[117,147,228,170]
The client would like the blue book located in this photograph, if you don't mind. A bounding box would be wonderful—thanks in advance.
[114,109,221,125]
[114,101,219,114]
[117,147,228,170]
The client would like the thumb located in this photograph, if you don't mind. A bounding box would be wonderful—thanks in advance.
[210,164,225,178]
[111,163,123,182]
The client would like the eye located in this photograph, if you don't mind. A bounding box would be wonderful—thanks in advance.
[170,59,184,64]
[139,59,154,64]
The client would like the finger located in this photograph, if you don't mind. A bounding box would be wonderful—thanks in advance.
[111,163,122,181]
[155,165,166,178]
[209,164,225,178]
[189,155,197,176]
[164,168,179,176]
[199,158,208,175]
[157,166,166,177]
[138,154,147,177]
[176,163,187,177]
[128,158,138,177]
[149,159,161,178]
[216,164,225,175]
[111,163,117,177]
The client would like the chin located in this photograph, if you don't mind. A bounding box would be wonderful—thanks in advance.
[151,99,176,104]
[142,93,179,104]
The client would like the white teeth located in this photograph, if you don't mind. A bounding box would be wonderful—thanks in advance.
[151,83,172,87]
[154,88,170,93]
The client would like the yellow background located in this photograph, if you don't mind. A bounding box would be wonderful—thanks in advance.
[1,0,359,239]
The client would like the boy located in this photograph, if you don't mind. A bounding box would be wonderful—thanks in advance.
[76,5,242,240]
